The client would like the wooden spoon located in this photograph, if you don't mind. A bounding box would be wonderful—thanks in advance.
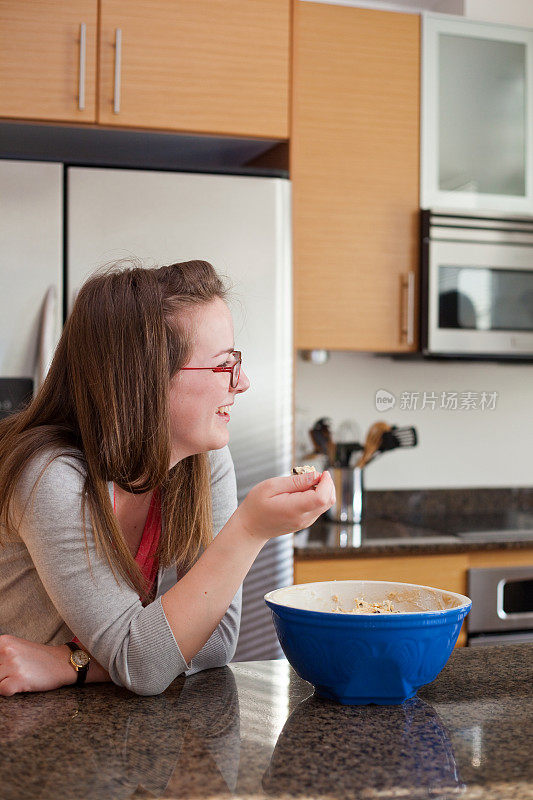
[356,421,391,468]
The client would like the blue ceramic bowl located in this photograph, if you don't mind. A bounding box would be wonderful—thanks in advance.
[265,580,471,705]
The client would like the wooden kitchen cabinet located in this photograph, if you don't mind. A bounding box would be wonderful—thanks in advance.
[0,0,98,123]
[0,1,289,138]
[97,0,290,137]
[294,553,470,596]
[292,3,420,351]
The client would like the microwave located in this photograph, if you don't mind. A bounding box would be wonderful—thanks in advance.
[420,210,533,359]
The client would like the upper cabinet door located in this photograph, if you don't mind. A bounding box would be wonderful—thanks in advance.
[98,0,290,138]
[0,1,97,123]
[292,3,420,352]
[422,14,533,214]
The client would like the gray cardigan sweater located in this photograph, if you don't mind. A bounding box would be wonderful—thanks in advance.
[0,445,241,695]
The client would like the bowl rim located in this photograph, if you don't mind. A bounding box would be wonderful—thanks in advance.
[264,579,472,617]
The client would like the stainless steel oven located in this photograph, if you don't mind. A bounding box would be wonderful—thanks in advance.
[467,565,533,646]
[421,210,533,358]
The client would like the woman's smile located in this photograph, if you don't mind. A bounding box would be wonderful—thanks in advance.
[215,403,233,420]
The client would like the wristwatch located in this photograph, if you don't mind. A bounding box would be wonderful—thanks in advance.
[65,642,91,686]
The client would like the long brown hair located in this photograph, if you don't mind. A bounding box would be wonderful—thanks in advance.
[0,260,228,601]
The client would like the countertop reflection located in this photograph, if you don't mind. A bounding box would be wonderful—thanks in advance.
[294,517,533,557]
[0,644,531,799]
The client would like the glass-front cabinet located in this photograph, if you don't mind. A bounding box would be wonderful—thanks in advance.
[421,14,533,213]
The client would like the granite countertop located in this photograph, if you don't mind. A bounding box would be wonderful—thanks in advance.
[295,487,533,558]
[0,644,531,799]
[294,517,533,558]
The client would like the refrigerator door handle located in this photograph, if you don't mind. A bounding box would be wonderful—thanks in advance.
[35,286,57,391]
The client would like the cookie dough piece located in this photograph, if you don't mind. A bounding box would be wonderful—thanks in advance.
[291,465,317,475]
[331,595,399,614]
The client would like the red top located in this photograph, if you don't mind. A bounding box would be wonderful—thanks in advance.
[114,485,162,598]
[133,488,162,598]
[71,488,162,644]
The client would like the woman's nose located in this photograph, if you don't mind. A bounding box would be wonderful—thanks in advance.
[234,368,250,394]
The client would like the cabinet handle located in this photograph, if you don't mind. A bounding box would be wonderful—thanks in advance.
[114,28,122,114]
[400,272,416,347]
[78,22,86,111]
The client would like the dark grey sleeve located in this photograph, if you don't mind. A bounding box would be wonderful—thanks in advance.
[15,452,188,695]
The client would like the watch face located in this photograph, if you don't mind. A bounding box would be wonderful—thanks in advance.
[71,650,90,669]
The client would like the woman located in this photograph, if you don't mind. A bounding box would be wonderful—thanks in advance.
[0,261,334,696]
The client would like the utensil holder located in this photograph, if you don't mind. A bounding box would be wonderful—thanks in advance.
[326,466,363,523]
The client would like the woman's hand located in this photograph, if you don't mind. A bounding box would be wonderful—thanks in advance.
[0,635,77,696]
[0,635,111,696]
[235,470,335,543]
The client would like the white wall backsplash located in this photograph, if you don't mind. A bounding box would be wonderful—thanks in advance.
[295,352,533,489]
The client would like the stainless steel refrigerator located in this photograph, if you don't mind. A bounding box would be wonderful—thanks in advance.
[0,159,293,661]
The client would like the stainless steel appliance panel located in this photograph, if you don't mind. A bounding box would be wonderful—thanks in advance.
[468,565,533,635]
[0,160,63,388]
[421,210,533,357]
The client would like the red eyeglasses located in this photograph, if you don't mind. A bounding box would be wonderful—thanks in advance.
[180,350,242,388]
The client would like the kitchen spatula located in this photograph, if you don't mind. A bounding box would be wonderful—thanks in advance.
[379,426,418,452]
